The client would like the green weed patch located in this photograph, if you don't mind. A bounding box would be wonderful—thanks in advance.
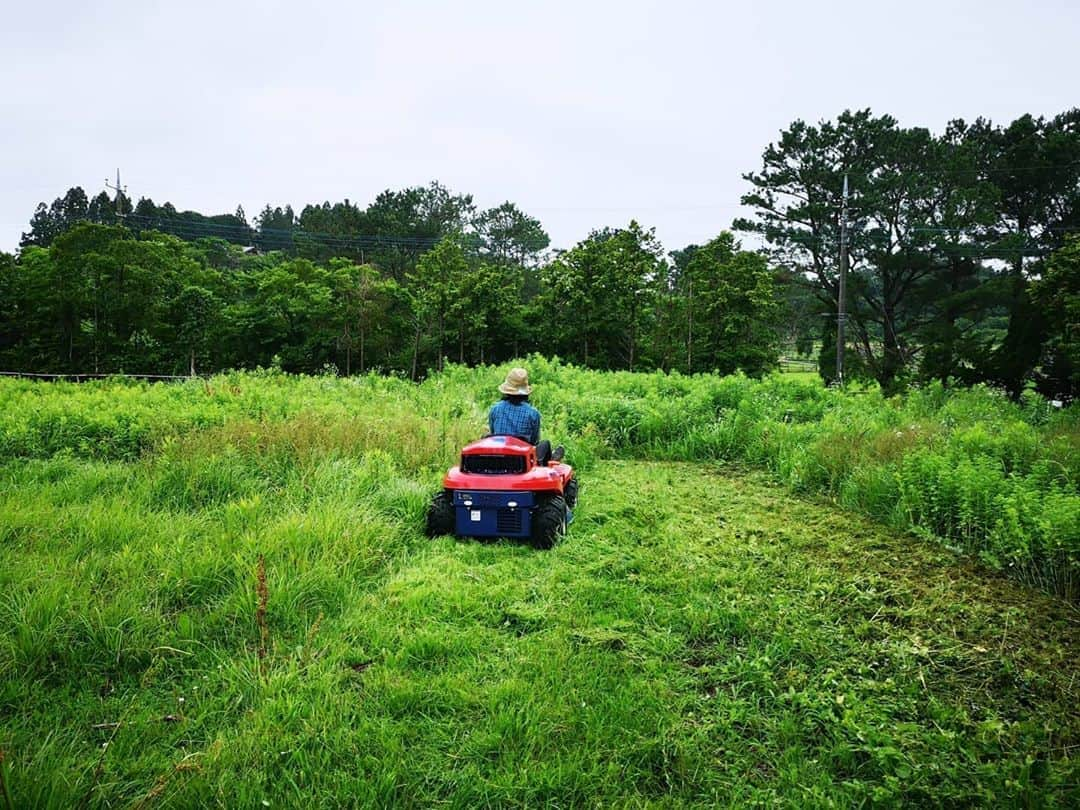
[1,362,1078,803]
[1,360,1076,598]
[1,454,1077,806]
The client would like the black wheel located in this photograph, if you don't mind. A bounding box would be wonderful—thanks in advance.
[531,495,566,550]
[425,491,455,537]
[563,476,579,509]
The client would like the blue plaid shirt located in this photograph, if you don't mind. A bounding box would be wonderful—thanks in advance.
[488,399,541,445]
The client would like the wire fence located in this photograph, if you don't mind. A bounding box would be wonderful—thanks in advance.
[0,371,198,382]
[778,357,818,373]
[2,364,823,384]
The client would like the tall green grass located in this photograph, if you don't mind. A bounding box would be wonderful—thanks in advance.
[2,364,1079,805]
[1,359,1077,599]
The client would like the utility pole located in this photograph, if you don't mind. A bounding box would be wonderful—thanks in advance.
[105,169,127,219]
[687,276,693,373]
[836,173,849,386]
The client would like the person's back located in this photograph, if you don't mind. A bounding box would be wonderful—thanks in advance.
[487,367,561,466]
[489,396,540,445]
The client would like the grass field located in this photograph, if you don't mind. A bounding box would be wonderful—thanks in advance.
[1,364,1078,806]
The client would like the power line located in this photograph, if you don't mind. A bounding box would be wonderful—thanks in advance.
[751,161,1080,179]
[119,214,453,250]
[917,162,1080,176]
[125,214,437,245]
[760,232,1058,255]
[119,213,550,253]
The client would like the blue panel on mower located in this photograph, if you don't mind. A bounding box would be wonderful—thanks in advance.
[453,490,536,538]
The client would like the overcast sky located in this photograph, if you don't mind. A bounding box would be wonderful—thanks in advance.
[2,0,1077,254]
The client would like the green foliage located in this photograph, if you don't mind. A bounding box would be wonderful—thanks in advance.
[473,201,550,266]
[327,258,402,375]
[125,197,253,245]
[683,232,780,375]
[539,221,670,370]
[19,186,96,248]
[12,108,1080,395]
[408,234,470,372]
[1033,236,1080,400]
[0,365,1075,599]
[738,108,1080,393]
[1,371,1078,806]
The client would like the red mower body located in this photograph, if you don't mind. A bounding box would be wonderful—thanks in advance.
[444,435,573,493]
[427,435,577,547]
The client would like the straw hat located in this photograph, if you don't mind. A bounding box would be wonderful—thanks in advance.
[498,367,532,396]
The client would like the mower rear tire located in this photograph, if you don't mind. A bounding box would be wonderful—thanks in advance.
[563,476,579,508]
[531,495,566,549]
[425,491,455,537]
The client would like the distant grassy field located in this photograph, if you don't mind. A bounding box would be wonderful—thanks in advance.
[776,369,819,384]
[1,363,1078,806]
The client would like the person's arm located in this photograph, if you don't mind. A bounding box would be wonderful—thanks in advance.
[531,410,541,446]
[488,404,496,436]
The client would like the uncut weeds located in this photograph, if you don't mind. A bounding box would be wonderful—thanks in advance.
[1,361,1076,598]
[1,450,1077,807]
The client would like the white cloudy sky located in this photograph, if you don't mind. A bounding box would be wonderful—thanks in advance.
[2,0,1077,253]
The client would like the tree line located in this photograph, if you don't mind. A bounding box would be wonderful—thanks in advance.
[737,108,1080,398]
[3,108,1078,398]
[4,180,779,378]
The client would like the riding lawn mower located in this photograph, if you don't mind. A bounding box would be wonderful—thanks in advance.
[425,435,577,549]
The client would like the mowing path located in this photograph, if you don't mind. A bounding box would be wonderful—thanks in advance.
[2,460,1078,807]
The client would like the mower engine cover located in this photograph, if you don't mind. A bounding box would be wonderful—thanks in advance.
[426,435,577,549]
